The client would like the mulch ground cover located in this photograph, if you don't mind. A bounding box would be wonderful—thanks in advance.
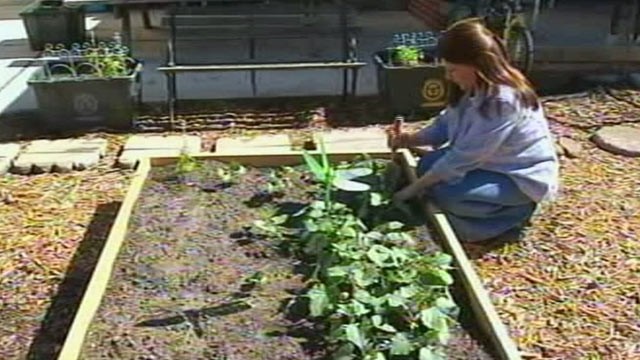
[0,90,639,359]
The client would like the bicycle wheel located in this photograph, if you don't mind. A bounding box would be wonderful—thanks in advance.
[506,25,534,75]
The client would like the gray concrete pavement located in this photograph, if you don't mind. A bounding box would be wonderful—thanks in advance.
[1,0,640,119]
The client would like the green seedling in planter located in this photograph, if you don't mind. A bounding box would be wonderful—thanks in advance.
[393,45,422,66]
[217,162,247,184]
[86,50,128,77]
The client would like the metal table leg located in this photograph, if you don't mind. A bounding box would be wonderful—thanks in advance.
[339,0,348,100]
[142,6,153,29]
[120,6,132,49]
[167,5,178,129]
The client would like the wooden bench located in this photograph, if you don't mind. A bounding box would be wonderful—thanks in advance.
[158,0,366,127]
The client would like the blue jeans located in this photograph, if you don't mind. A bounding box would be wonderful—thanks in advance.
[418,148,537,243]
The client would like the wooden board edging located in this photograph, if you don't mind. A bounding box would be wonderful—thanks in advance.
[397,149,523,360]
[57,159,152,360]
[149,150,395,167]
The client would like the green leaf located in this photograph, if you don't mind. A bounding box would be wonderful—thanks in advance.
[338,301,367,317]
[431,253,453,267]
[352,268,375,287]
[344,324,367,351]
[304,219,319,232]
[387,293,406,308]
[335,167,373,180]
[419,347,446,360]
[333,178,371,192]
[365,231,384,242]
[399,285,417,299]
[420,307,448,331]
[308,284,331,317]
[387,221,404,231]
[435,297,457,311]
[302,150,326,182]
[367,245,392,267]
[371,315,397,333]
[328,266,349,278]
[272,214,288,225]
[304,233,328,256]
[371,315,383,327]
[390,333,413,355]
[436,325,451,345]
[311,201,326,210]
[390,247,410,264]
[338,225,358,238]
[424,269,454,286]
[333,343,355,360]
[318,137,331,174]
[369,192,384,206]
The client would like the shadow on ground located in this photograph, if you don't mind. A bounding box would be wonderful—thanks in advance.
[25,201,121,360]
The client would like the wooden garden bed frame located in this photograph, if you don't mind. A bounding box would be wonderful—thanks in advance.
[57,149,522,360]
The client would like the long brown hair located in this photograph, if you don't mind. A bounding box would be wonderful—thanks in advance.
[438,18,539,112]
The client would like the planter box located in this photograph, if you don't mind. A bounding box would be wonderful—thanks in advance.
[19,2,85,51]
[374,50,450,116]
[56,148,522,360]
[27,62,143,132]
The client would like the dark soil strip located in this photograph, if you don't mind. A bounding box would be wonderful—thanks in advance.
[80,160,494,359]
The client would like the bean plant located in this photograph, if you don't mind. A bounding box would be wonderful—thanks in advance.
[251,140,460,359]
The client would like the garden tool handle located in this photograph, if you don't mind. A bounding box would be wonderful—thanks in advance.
[391,115,404,153]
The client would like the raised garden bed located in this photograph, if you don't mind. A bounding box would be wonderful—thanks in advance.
[57,148,521,360]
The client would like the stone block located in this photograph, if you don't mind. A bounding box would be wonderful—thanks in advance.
[118,149,183,169]
[123,135,201,153]
[24,138,108,156]
[215,134,292,154]
[314,128,388,152]
[0,143,21,175]
[12,152,101,174]
[558,137,583,159]
[592,125,640,157]
[11,138,106,174]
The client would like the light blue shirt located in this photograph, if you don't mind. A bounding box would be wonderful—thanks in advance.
[417,85,560,203]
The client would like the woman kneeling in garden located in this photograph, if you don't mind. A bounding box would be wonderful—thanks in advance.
[388,18,560,243]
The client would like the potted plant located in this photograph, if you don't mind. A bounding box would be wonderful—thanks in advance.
[373,33,451,116]
[20,0,86,51]
[27,33,143,132]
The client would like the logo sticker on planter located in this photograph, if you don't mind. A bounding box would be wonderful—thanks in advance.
[74,93,99,115]
[421,79,446,106]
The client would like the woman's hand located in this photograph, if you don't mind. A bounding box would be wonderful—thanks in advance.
[386,127,409,151]
[393,183,422,203]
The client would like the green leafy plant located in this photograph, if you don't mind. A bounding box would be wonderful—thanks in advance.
[265,167,294,196]
[86,50,128,77]
[217,162,247,184]
[393,45,422,66]
[247,149,460,359]
[175,152,201,177]
[251,204,291,245]
[303,215,458,359]
[302,138,373,209]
